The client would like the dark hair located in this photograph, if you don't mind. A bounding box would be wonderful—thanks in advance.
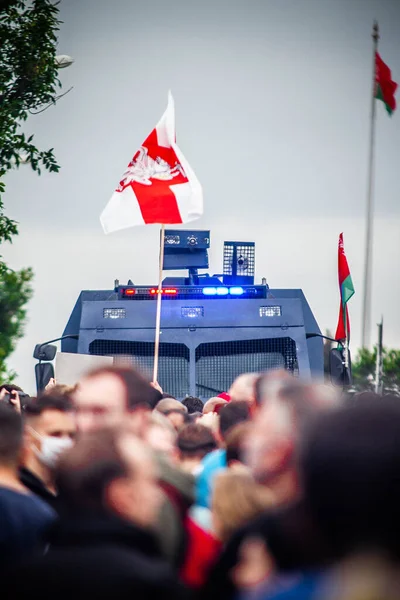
[162,393,177,400]
[0,403,23,466]
[24,394,73,419]
[182,396,204,414]
[219,401,251,440]
[56,429,129,513]
[177,423,217,459]
[226,422,252,464]
[301,396,400,560]
[86,366,161,410]
[187,411,203,423]
[0,384,23,394]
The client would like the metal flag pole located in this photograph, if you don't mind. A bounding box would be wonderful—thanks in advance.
[343,303,351,388]
[153,224,166,383]
[374,316,384,394]
[361,21,379,348]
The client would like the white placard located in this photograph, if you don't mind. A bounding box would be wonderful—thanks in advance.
[55,352,113,386]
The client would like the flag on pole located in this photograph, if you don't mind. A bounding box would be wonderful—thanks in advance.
[375,52,397,115]
[100,92,203,233]
[335,233,355,342]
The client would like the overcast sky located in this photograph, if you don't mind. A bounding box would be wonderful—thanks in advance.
[3,0,400,392]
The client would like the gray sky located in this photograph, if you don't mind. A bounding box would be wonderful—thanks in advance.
[3,0,400,392]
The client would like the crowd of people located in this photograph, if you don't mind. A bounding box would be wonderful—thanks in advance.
[1,368,400,599]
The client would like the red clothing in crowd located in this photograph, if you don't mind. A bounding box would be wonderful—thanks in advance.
[180,517,221,588]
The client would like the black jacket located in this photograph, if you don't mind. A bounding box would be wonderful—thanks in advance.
[4,512,188,600]
[19,467,58,512]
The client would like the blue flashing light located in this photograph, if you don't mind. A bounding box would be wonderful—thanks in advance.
[216,287,229,295]
[203,287,217,295]
[229,286,244,296]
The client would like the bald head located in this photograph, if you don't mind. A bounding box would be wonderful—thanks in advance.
[246,373,340,487]
[155,398,187,431]
[229,373,259,406]
[155,398,187,414]
[203,397,228,414]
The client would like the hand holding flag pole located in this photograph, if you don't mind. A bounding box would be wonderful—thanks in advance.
[100,93,203,382]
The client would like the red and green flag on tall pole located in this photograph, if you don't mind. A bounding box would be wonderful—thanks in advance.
[361,25,397,348]
[335,233,355,342]
[375,52,397,115]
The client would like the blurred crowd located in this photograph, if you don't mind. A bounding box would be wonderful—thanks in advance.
[1,369,400,599]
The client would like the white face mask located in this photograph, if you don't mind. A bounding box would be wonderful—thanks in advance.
[30,429,73,469]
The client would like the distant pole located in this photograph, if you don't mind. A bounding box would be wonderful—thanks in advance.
[374,317,384,394]
[153,225,166,383]
[361,21,379,348]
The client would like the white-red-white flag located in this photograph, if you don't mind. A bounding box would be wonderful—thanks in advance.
[100,92,203,233]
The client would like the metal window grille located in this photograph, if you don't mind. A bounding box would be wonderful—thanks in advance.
[195,337,298,397]
[223,242,255,277]
[88,340,190,399]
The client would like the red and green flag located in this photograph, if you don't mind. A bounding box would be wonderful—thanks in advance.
[375,52,397,115]
[335,233,355,342]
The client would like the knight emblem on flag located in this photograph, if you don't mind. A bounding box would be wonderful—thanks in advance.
[117,147,186,189]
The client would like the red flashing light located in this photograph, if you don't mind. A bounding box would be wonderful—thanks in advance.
[150,288,177,295]
[124,289,136,295]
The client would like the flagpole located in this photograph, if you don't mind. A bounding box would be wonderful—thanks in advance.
[374,316,383,394]
[361,21,379,349]
[342,300,350,389]
[153,224,165,383]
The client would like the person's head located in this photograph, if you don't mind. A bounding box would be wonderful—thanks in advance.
[219,401,251,443]
[42,384,76,402]
[0,384,28,411]
[0,384,23,394]
[182,396,204,414]
[177,423,217,471]
[56,427,161,528]
[229,373,259,409]
[23,395,76,473]
[0,404,23,470]
[301,396,400,561]
[144,411,178,460]
[73,365,161,434]
[212,470,275,543]
[187,411,203,423]
[225,422,253,466]
[161,393,177,400]
[203,397,228,415]
[155,398,188,431]
[246,372,339,493]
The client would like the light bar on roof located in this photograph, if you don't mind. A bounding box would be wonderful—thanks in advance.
[229,286,244,295]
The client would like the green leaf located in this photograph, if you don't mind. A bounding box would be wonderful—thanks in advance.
[0,0,61,382]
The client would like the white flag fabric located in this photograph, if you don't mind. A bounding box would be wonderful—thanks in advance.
[100,92,203,233]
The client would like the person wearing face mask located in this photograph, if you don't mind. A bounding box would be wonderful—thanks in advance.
[4,428,186,600]
[20,395,76,511]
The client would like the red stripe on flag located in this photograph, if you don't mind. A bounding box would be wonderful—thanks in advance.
[375,52,397,113]
[126,127,190,224]
[132,179,184,224]
[335,305,349,342]
[337,233,350,286]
